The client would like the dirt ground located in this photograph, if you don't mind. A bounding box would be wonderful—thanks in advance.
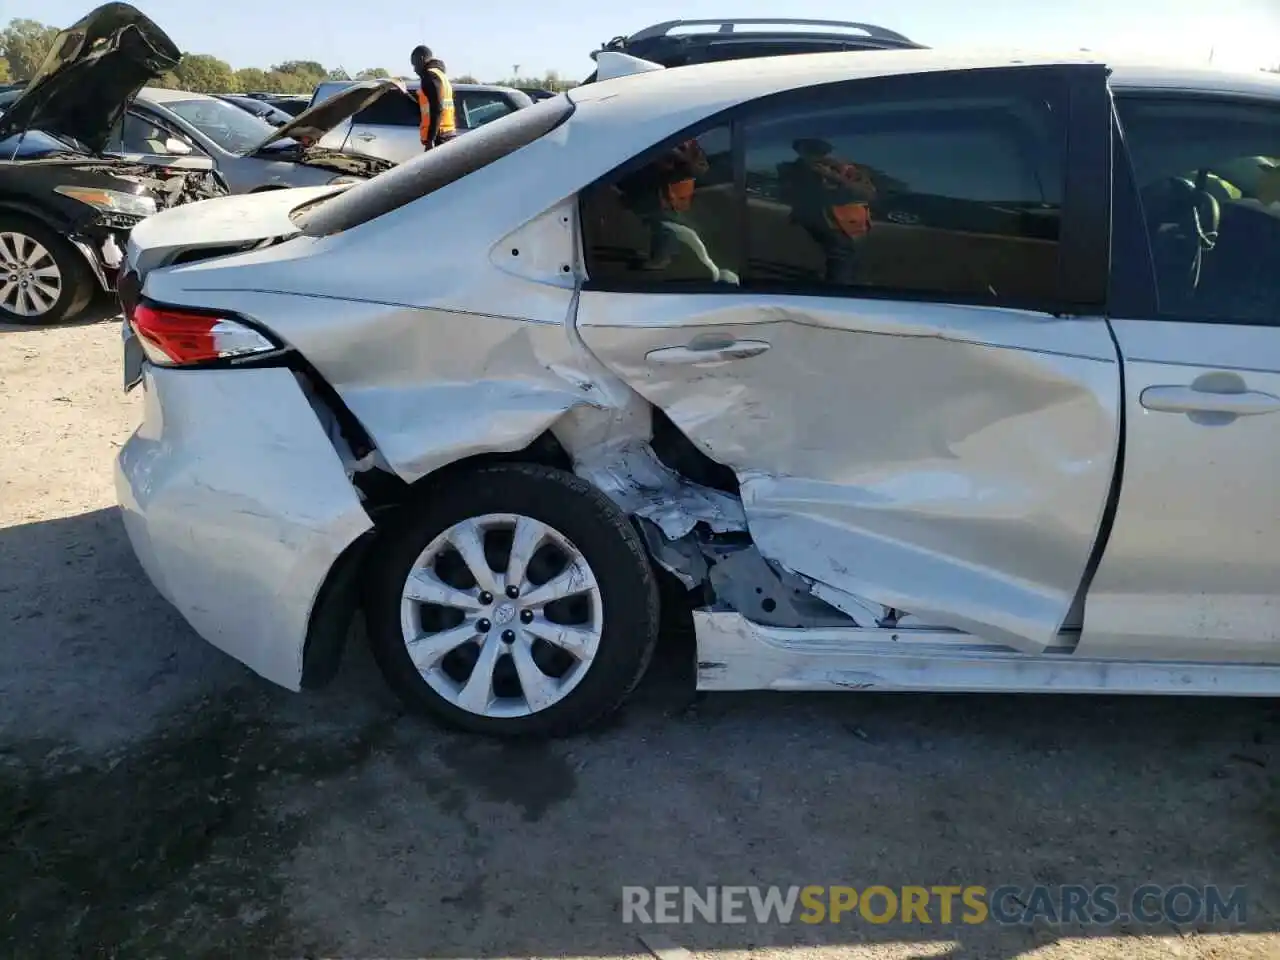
[1,311,1278,960]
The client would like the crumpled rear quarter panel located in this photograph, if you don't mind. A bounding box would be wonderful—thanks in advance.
[115,366,372,689]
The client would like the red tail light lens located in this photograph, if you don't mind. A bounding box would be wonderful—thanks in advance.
[130,303,279,367]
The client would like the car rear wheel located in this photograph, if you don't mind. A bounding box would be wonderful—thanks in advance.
[0,216,95,325]
[366,462,660,738]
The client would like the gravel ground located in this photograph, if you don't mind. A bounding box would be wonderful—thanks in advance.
[1,313,1278,959]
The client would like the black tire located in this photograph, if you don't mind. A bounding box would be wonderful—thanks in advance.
[0,214,95,325]
[366,462,660,738]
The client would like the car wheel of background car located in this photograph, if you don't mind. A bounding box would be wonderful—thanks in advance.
[366,462,661,738]
[0,215,94,325]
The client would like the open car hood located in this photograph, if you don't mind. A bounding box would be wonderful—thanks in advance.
[0,3,180,154]
[248,79,405,153]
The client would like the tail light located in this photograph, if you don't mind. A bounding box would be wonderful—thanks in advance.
[129,302,281,367]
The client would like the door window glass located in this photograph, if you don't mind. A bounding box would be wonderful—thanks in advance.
[1115,97,1280,324]
[459,93,514,129]
[741,86,1066,303]
[115,112,191,155]
[580,126,739,286]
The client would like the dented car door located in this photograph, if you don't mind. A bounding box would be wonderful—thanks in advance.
[576,65,1120,653]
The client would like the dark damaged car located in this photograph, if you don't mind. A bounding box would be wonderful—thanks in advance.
[0,2,227,324]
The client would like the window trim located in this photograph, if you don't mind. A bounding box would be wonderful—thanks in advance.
[579,64,1113,315]
[1111,90,1280,327]
[1106,107,1159,318]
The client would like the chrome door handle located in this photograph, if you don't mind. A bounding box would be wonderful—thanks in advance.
[645,339,770,366]
[1140,385,1280,416]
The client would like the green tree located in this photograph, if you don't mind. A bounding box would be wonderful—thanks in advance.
[356,67,391,80]
[453,73,479,84]
[0,18,59,82]
[326,67,350,80]
[0,57,10,84]
[235,67,270,91]
[167,53,237,93]
[268,59,327,94]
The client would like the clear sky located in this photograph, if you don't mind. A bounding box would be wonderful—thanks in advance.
[11,0,1280,81]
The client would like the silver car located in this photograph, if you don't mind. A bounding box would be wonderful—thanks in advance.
[310,79,533,164]
[114,50,1280,739]
[110,83,402,192]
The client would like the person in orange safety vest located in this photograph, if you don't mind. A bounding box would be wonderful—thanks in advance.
[410,45,457,150]
[778,137,877,284]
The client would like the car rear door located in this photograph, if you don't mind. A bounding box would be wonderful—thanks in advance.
[574,64,1120,653]
[1078,91,1280,663]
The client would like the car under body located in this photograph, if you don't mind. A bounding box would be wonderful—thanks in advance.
[114,51,1280,729]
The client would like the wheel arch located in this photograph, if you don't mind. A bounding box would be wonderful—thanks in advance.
[0,199,75,235]
[298,427,577,689]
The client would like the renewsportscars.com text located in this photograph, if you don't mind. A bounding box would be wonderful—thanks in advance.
[621,884,1248,927]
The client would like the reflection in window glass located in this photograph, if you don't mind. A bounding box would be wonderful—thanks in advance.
[1116,97,1280,324]
[162,98,278,153]
[743,93,1065,302]
[581,126,739,286]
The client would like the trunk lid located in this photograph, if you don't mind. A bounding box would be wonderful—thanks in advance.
[124,183,340,275]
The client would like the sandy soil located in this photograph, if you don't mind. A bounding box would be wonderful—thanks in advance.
[1,313,1277,959]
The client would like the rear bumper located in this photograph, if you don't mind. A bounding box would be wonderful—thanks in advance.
[115,365,372,690]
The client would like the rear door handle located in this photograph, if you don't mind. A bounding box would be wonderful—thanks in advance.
[645,339,771,366]
[1140,385,1280,416]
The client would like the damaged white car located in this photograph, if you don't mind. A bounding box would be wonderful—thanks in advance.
[116,50,1280,737]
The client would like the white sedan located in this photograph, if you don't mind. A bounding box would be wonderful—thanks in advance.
[115,49,1280,737]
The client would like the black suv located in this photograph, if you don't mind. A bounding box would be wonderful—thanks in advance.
[583,17,924,82]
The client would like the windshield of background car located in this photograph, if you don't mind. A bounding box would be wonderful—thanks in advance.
[162,97,283,153]
[310,81,354,108]
[0,130,85,158]
[292,93,573,236]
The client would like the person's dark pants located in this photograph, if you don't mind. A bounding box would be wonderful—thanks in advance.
[423,131,458,151]
[803,225,862,285]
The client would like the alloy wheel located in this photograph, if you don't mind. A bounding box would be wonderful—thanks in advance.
[0,231,63,318]
[399,512,604,718]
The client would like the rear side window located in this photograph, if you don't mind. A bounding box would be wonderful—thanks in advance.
[294,94,574,236]
[740,83,1066,302]
[580,69,1070,307]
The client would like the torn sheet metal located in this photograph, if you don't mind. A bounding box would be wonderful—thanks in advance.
[635,518,707,589]
[295,372,391,484]
[706,541,855,629]
[574,439,746,541]
[809,581,886,627]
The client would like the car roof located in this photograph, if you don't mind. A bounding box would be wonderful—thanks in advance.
[1107,62,1280,97]
[573,47,1280,114]
[610,17,922,57]
[138,86,216,103]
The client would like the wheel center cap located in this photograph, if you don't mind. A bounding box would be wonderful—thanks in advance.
[492,602,518,625]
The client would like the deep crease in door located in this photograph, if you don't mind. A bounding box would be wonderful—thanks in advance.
[575,293,1123,652]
